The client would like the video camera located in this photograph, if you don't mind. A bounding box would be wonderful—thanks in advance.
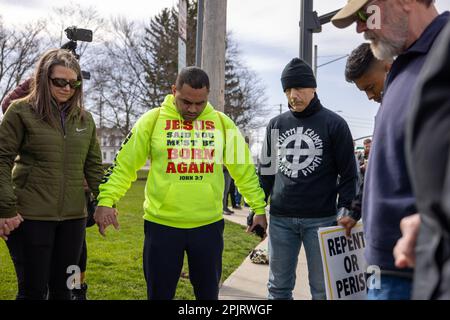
[62,26,93,80]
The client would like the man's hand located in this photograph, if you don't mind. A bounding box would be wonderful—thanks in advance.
[338,216,357,237]
[247,214,268,240]
[394,213,421,269]
[0,214,24,241]
[360,164,367,175]
[94,206,120,237]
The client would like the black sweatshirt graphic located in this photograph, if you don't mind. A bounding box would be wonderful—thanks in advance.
[259,96,357,218]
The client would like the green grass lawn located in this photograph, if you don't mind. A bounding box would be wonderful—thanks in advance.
[0,179,261,300]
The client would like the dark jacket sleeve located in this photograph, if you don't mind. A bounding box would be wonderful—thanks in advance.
[258,121,276,203]
[0,105,24,218]
[331,117,357,210]
[1,79,32,114]
[83,113,104,199]
[350,180,363,221]
[443,150,450,226]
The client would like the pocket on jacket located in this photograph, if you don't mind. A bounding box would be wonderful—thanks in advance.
[157,182,220,223]
[12,162,35,189]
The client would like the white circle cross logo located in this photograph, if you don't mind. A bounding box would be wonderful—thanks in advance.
[278,127,323,178]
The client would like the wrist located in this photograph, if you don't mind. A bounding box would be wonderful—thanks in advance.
[336,207,350,220]
[337,207,360,221]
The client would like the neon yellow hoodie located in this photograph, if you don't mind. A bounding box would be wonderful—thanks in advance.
[97,94,266,229]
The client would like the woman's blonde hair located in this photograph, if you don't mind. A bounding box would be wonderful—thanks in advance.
[26,48,85,128]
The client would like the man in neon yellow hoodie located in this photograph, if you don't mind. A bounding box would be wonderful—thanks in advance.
[94,67,267,300]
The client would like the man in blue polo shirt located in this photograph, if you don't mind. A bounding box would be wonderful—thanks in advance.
[332,0,449,300]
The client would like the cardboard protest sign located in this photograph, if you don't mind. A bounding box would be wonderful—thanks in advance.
[318,223,368,300]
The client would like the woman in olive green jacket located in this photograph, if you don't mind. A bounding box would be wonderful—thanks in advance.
[0,48,103,300]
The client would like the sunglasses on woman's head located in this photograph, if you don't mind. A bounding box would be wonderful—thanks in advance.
[49,78,82,89]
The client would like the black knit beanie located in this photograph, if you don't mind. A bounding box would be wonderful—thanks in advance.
[281,58,317,92]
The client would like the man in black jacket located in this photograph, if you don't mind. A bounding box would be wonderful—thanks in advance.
[395,20,450,300]
[332,0,447,300]
[344,43,392,220]
[259,58,358,300]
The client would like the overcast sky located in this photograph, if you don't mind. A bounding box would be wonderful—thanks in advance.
[1,0,450,146]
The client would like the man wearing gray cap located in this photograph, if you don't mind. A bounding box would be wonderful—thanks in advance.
[332,0,449,300]
[259,58,358,300]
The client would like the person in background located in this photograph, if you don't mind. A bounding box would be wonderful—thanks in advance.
[223,167,234,215]
[361,138,372,175]
[228,178,240,210]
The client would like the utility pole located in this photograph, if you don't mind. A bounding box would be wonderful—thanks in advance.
[314,45,318,77]
[201,0,227,112]
[195,0,204,67]
[178,0,188,72]
[299,0,320,67]
[299,0,340,67]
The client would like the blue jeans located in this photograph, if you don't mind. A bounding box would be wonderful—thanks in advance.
[235,191,242,206]
[268,214,337,300]
[367,274,412,300]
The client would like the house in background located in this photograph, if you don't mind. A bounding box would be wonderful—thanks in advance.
[97,127,151,169]
[97,127,124,165]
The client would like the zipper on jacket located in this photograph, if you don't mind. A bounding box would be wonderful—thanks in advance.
[57,134,67,221]
[57,112,67,221]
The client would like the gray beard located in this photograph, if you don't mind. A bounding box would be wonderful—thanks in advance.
[364,13,408,61]
[370,39,402,61]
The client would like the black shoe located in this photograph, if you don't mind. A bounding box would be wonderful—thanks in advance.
[233,205,242,210]
[223,208,234,215]
[71,283,88,300]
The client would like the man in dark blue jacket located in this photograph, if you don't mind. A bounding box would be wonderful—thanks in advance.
[332,0,449,300]
[259,58,358,300]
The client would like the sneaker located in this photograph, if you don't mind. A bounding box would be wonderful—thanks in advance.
[71,283,88,300]
[233,205,242,210]
[223,208,234,215]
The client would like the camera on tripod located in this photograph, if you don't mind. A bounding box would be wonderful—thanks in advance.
[62,26,93,80]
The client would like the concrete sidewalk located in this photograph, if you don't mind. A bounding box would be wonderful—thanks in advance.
[219,207,312,300]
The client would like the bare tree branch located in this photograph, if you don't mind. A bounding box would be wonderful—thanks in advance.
[0,19,47,105]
